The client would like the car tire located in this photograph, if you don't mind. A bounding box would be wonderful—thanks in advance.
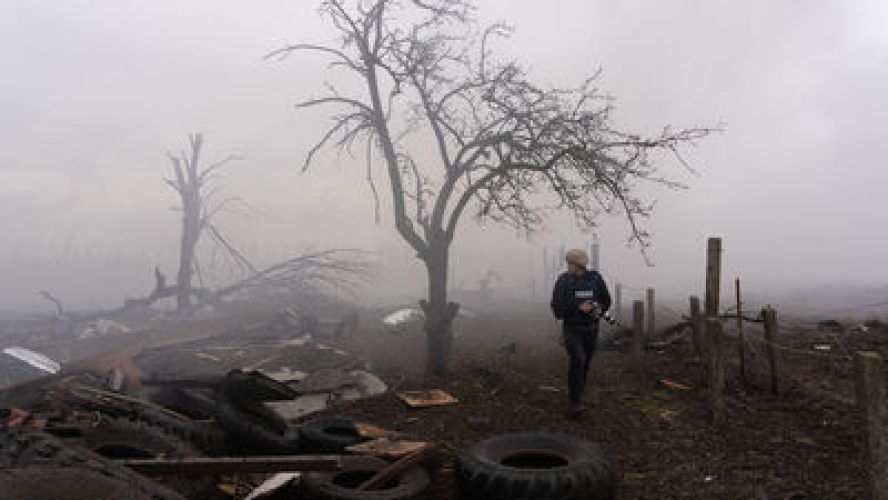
[299,417,368,453]
[299,456,430,499]
[80,418,221,499]
[214,390,301,455]
[0,465,156,500]
[0,428,185,500]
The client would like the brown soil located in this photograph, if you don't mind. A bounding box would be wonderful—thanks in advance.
[313,313,868,499]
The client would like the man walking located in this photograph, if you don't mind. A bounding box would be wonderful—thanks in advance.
[550,248,611,418]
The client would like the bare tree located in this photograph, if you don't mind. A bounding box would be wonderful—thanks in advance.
[271,0,717,374]
[164,133,252,312]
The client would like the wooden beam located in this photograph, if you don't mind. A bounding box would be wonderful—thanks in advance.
[632,300,645,357]
[117,455,344,475]
[855,351,888,499]
[704,237,722,318]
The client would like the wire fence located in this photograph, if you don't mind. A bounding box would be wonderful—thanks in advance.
[716,314,885,407]
[608,276,888,409]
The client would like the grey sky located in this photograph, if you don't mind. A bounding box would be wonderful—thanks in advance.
[1,1,887,313]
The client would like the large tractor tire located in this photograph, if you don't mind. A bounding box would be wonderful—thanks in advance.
[454,433,616,500]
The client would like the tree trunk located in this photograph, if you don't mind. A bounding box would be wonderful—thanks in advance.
[420,243,459,376]
[176,196,200,313]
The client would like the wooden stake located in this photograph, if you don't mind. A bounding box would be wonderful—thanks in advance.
[614,283,622,324]
[855,351,888,499]
[706,318,725,426]
[762,307,779,394]
[704,238,722,318]
[646,288,656,340]
[542,248,549,285]
[591,236,600,271]
[633,300,645,357]
[735,278,746,385]
[689,296,703,358]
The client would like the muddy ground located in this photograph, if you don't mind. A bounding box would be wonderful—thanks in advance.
[2,307,874,498]
[317,314,869,499]
[134,310,869,498]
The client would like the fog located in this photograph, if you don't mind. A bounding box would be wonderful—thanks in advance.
[2,1,887,316]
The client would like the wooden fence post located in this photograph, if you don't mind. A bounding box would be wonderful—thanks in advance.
[704,238,722,318]
[590,235,600,272]
[855,351,888,499]
[706,318,725,426]
[735,278,746,385]
[646,288,656,340]
[614,284,622,324]
[542,248,549,287]
[762,307,779,394]
[689,296,703,358]
[632,300,645,357]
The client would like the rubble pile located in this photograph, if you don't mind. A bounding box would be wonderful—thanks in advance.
[1,306,616,499]
[0,308,440,499]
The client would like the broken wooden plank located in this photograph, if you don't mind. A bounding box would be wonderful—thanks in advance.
[658,378,691,391]
[354,422,395,439]
[356,443,438,491]
[347,437,429,459]
[117,455,344,475]
[396,389,458,408]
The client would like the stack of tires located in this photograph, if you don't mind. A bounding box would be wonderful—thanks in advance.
[213,369,302,454]
[0,427,186,500]
[77,417,223,499]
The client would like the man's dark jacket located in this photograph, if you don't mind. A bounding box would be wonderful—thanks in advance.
[550,270,611,330]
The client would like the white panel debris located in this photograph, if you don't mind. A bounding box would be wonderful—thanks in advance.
[2,347,61,374]
[382,308,423,326]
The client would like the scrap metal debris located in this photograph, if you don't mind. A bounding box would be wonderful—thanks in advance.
[79,318,132,339]
[0,407,29,428]
[0,307,438,500]
[264,394,332,424]
[382,308,423,326]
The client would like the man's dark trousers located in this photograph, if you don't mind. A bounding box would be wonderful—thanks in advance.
[564,327,598,404]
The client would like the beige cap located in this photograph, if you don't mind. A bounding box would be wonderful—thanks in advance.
[565,248,589,268]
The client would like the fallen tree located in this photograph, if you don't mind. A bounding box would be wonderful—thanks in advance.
[38,250,372,322]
